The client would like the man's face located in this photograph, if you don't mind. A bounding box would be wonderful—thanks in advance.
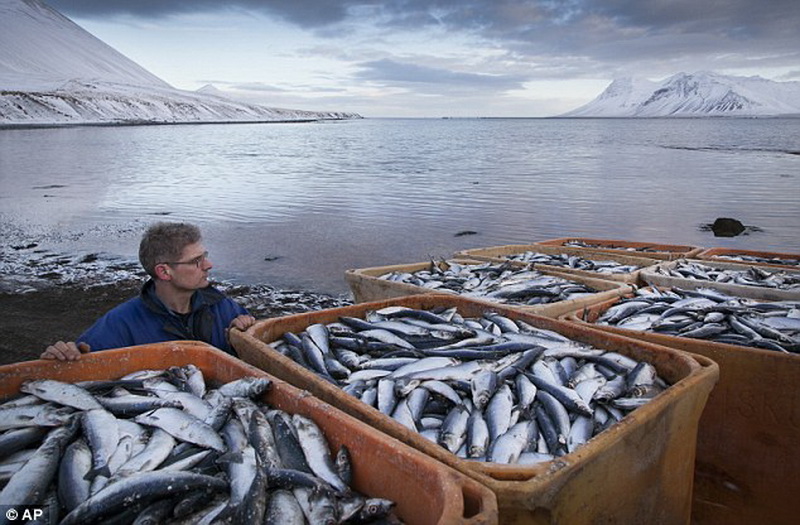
[166,241,212,290]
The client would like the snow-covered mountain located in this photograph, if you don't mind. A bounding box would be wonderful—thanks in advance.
[561,72,800,117]
[0,0,360,125]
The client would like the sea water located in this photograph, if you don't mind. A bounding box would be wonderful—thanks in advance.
[1,118,798,294]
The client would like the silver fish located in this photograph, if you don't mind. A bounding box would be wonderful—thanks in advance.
[291,414,348,493]
[20,380,102,411]
[466,410,489,458]
[112,428,176,479]
[0,417,78,509]
[489,420,536,464]
[82,408,120,478]
[567,415,594,453]
[389,357,460,379]
[0,403,75,431]
[248,409,282,470]
[0,426,48,459]
[265,489,305,525]
[391,399,419,432]
[439,405,470,454]
[134,407,225,452]
[377,378,397,415]
[59,471,228,525]
[217,377,272,399]
[470,369,499,411]
[485,384,514,442]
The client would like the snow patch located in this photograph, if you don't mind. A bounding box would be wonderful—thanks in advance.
[561,71,800,117]
[0,0,361,125]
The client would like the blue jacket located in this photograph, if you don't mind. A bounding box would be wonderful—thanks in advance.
[77,280,248,355]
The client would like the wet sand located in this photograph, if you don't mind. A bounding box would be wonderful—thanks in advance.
[0,282,140,364]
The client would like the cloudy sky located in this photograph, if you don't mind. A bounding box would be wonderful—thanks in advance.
[47,0,800,117]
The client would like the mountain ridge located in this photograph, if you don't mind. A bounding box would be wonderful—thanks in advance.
[0,0,360,125]
[561,71,800,118]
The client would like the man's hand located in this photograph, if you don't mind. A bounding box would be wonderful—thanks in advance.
[228,315,256,332]
[41,341,91,361]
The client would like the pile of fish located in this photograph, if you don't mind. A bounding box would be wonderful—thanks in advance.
[562,240,662,253]
[378,260,598,306]
[595,287,800,353]
[503,251,644,275]
[0,367,400,524]
[652,260,800,291]
[271,306,670,465]
[712,253,800,267]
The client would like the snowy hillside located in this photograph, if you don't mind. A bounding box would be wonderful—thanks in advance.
[0,0,360,125]
[561,72,800,117]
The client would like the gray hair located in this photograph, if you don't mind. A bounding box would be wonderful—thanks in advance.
[139,222,202,278]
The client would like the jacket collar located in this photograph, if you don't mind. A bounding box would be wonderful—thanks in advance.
[139,279,225,315]
[140,280,223,344]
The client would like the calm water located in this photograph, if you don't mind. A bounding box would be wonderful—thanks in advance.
[1,118,799,294]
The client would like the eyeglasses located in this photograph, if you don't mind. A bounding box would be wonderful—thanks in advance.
[162,251,209,268]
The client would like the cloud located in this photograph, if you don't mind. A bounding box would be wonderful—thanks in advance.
[49,1,800,36]
[47,0,354,27]
[48,0,800,84]
[354,58,528,94]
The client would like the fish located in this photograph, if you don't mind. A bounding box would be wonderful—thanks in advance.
[264,489,306,525]
[378,259,599,306]
[270,305,671,466]
[0,402,75,431]
[466,409,490,458]
[111,428,176,480]
[505,251,644,275]
[377,378,398,415]
[439,405,470,454]
[562,239,660,253]
[654,261,800,290]
[291,414,348,493]
[82,408,120,478]
[0,418,79,512]
[525,373,593,417]
[248,409,282,471]
[267,411,312,474]
[58,471,228,525]
[470,369,499,411]
[216,377,272,398]
[134,408,225,453]
[597,286,800,353]
[0,426,48,458]
[713,253,800,267]
[96,393,184,417]
[0,364,403,524]
[485,384,514,442]
[489,420,537,464]
[335,445,353,487]
[20,380,102,411]
[567,415,594,453]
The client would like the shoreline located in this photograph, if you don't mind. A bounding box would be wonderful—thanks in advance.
[0,115,363,131]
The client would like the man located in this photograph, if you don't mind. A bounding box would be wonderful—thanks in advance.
[41,222,255,360]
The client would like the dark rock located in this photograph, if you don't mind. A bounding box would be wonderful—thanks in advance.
[711,217,746,237]
[80,253,99,263]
